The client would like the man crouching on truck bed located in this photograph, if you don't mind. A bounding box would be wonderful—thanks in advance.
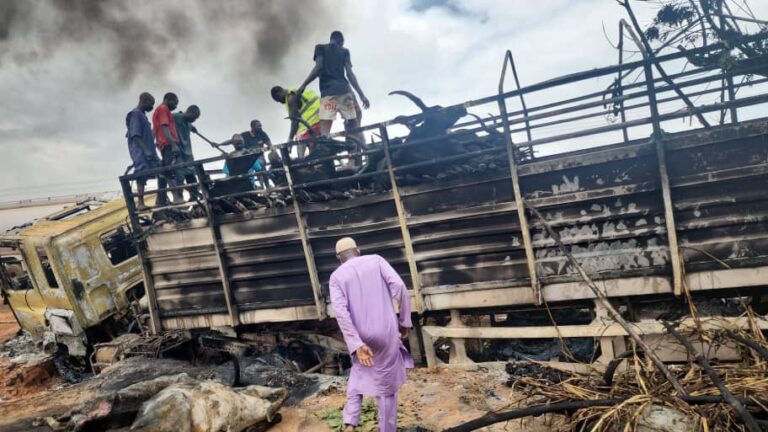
[329,237,413,432]
[270,85,320,160]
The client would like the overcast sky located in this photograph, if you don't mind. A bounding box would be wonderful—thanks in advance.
[0,0,765,203]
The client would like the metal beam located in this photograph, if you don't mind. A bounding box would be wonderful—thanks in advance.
[726,73,739,123]
[421,316,768,368]
[381,126,424,313]
[619,19,685,297]
[616,21,629,144]
[502,51,532,142]
[194,165,240,326]
[281,150,326,321]
[499,57,541,304]
[652,131,684,296]
[120,178,162,334]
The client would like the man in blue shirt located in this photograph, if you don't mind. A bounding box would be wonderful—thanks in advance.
[125,92,160,211]
[221,134,264,189]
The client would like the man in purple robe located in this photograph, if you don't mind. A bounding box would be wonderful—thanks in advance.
[329,237,414,432]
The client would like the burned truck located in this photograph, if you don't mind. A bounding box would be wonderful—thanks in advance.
[117,39,768,367]
[2,38,767,370]
[0,198,146,358]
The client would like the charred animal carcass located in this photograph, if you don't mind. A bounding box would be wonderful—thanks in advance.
[387,90,469,168]
[362,91,519,178]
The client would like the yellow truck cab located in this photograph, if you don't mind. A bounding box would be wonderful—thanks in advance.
[0,198,145,356]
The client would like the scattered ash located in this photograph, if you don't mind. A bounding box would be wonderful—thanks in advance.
[505,361,572,387]
[1,332,43,358]
[240,362,344,406]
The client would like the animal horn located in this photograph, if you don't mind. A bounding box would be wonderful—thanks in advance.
[466,113,498,135]
[388,90,429,112]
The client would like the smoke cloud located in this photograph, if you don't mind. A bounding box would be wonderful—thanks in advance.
[0,0,330,83]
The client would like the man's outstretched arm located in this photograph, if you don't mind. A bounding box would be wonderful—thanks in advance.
[345,60,370,109]
[286,94,301,142]
[298,56,323,94]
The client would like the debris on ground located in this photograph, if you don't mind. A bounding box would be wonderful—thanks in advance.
[130,380,287,432]
[505,361,572,385]
[270,365,552,432]
[1,309,64,406]
[448,317,768,432]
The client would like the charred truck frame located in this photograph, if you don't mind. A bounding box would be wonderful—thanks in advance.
[116,34,768,367]
[0,198,146,357]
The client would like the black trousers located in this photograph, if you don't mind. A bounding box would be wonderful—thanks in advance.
[157,146,181,204]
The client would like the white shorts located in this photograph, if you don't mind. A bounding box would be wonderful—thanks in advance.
[319,92,357,121]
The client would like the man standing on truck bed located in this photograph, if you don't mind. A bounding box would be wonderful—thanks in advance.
[329,237,413,432]
[173,105,201,200]
[297,30,370,152]
[125,92,160,211]
[152,92,184,205]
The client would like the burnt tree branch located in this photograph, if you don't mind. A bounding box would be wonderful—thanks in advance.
[664,323,761,432]
[623,2,712,128]
[444,395,763,432]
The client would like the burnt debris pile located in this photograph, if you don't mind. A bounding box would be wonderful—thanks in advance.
[448,316,768,432]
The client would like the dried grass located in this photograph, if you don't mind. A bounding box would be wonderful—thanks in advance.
[506,312,768,431]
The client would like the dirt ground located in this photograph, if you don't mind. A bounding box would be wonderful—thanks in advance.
[272,365,551,432]
[0,304,67,409]
[0,354,552,432]
[0,304,19,346]
[0,308,552,431]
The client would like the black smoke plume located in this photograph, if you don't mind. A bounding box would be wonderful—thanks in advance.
[0,0,330,83]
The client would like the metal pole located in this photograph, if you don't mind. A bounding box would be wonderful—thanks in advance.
[119,177,162,333]
[381,126,424,313]
[637,49,685,298]
[498,55,541,304]
[617,22,630,144]
[504,51,533,143]
[726,73,739,123]
[281,149,326,321]
[194,165,240,326]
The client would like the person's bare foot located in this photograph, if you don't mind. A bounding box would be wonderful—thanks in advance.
[344,426,355,432]
[136,203,149,212]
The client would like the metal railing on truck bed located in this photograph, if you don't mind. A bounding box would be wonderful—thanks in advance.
[120,34,768,333]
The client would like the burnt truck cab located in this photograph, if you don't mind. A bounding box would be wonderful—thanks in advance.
[0,198,145,356]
